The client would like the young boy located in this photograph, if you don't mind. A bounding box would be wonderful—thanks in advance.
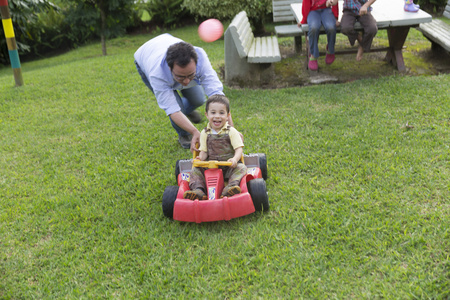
[184,95,247,200]
[340,0,378,61]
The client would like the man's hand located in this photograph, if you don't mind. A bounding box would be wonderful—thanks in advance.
[190,130,201,153]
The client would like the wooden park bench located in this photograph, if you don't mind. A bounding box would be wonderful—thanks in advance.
[224,11,281,85]
[272,0,303,53]
[418,0,450,53]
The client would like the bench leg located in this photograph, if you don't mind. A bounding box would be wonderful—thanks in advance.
[304,32,310,70]
[294,36,302,54]
[385,26,410,72]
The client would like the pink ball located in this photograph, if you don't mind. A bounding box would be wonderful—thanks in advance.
[198,19,224,43]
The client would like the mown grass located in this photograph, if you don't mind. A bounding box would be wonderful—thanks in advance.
[1,24,449,298]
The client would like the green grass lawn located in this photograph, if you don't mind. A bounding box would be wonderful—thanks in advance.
[1,24,449,298]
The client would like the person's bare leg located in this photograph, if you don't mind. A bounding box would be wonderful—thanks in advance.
[356,45,364,61]
[356,33,364,61]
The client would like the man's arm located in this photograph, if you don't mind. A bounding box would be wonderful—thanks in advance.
[169,111,201,152]
[227,114,234,127]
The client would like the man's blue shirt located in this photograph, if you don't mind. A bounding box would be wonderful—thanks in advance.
[134,33,224,116]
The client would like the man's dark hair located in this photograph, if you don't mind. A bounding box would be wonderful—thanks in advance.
[166,42,198,70]
[205,94,230,113]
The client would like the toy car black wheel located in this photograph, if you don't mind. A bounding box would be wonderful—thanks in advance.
[175,160,181,183]
[257,153,268,180]
[162,185,178,218]
[248,179,269,212]
[249,153,267,180]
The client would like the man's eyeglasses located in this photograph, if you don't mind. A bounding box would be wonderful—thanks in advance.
[172,72,196,81]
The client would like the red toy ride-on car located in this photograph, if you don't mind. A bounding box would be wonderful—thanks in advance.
[162,153,269,223]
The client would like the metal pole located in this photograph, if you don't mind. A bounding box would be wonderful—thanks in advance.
[1,0,24,86]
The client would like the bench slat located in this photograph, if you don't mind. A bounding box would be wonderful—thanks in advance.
[275,24,302,37]
[227,11,281,64]
[261,37,269,58]
[248,37,281,63]
[229,11,254,58]
[442,1,449,17]
[419,19,450,52]
[228,26,246,58]
[271,36,282,59]
[241,28,254,54]
[239,22,254,53]
[272,0,302,23]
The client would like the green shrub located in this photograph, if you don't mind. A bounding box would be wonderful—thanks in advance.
[417,0,448,14]
[182,0,272,33]
[136,0,190,28]
[0,0,141,65]
[63,0,137,46]
[0,0,56,65]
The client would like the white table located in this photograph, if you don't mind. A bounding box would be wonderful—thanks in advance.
[290,0,432,71]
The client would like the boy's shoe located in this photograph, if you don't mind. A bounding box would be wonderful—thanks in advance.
[184,189,207,200]
[308,55,318,71]
[187,111,202,124]
[221,186,241,198]
[178,134,192,149]
[325,44,335,65]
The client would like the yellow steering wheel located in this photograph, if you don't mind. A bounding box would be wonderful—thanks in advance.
[192,143,244,168]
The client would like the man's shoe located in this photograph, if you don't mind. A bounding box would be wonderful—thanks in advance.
[178,135,192,149]
[184,189,207,200]
[187,111,202,124]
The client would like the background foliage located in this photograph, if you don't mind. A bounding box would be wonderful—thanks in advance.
[1,0,449,65]
[135,0,190,28]
[0,0,56,65]
[0,0,137,64]
[417,0,448,13]
[182,0,272,33]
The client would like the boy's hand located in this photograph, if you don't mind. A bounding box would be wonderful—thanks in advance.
[360,4,369,15]
[227,158,238,168]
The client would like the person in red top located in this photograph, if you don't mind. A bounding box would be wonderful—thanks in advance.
[298,0,339,70]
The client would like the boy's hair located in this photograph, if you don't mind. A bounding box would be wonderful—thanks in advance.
[166,42,198,70]
[205,95,230,113]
